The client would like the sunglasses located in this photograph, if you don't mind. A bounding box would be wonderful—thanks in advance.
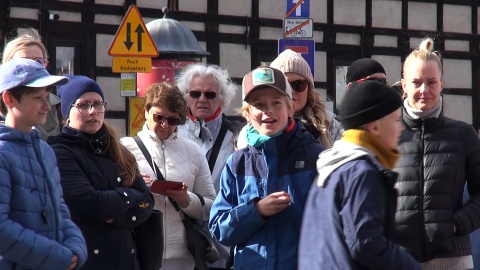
[289,80,309,92]
[189,91,217,99]
[356,77,388,85]
[152,114,181,126]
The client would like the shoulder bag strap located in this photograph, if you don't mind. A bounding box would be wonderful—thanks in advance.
[133,137,205,215]
[133,136,165,181]
[208,115,231,173]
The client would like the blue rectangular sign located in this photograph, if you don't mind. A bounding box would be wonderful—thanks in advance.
[286,0,310,18]
[278,39,315,76]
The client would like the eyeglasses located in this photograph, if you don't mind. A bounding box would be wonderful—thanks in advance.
[289,80,309,92]
[356,77,388,85]
[152,114,181,126]
[189,91,217,99]
[21,57,49,67]
[71,102,107,114]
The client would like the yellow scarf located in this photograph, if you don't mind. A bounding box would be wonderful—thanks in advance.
[342,129,400,170]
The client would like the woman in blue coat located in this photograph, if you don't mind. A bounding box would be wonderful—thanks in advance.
[48,75,154,270]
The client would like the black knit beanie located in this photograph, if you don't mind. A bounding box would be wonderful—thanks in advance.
[346,58,386,84]
[339,81,402,130]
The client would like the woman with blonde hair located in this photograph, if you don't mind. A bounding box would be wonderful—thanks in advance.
[237,50,343,149]
[270,49,343,148]
[394,37,480,270]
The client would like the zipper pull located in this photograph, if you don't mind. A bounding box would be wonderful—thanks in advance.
[42,208,49,224]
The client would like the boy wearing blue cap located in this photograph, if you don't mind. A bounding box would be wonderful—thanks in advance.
[209,66,324,270]
[0,58,87,269]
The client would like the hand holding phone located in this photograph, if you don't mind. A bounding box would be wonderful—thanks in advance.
[150,180,183,196]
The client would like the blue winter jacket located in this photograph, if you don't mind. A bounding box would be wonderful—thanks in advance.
[0,125,87,269]
[298,140,419,270]
[209,119,324,270]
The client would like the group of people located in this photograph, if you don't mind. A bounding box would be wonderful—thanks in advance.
[0,30,479,270]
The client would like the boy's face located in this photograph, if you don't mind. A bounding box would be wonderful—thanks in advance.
[5,87,51,132]
[246,87,292,136]
[371,108,404,150]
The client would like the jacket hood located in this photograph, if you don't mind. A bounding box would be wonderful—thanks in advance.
[47,125,86,145]
[48,125,110,155]
[280,117,317,150]
[0,124,41,142]
[316,140,373,187]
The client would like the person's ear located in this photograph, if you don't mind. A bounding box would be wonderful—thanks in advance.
[365,121,380,136]
[401,79,407,96]
[144,108,149,120]
[3,92,16,109]
[347,82,353,89]
[290,100,296,116]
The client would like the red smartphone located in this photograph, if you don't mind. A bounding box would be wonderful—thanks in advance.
[150,180,183,195]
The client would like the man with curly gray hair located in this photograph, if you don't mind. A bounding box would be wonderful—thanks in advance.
[177,63,239,269]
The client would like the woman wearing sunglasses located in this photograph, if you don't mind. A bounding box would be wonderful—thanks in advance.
[2,30,62,140]
[121,82,216,270]
[238,49,343,149]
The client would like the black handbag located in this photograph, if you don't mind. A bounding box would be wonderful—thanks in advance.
[169,197,220,270]
[133,209,164,270]
[133,136,219,269]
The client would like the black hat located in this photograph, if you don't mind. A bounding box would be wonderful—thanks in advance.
[346,58,386,84]
[339,81,402,130]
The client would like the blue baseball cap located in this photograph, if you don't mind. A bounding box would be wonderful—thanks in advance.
[0,58,69,94]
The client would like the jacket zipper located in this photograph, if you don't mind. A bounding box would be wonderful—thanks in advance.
[420,122,426,259]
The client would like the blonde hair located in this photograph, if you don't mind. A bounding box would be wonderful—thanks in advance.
[240,94,293,121]
[299,88,331,148]
[403,38,443,78]
[2,31,48,63]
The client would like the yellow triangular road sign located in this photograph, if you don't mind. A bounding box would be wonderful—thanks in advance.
[108,5,159,57]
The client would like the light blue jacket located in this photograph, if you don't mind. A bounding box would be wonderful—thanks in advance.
[0,125,87,269]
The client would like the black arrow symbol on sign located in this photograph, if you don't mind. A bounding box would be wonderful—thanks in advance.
[135,24,144,52]
[124,23,133,50]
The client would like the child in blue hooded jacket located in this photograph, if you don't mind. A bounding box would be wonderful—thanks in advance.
[0,58,87,269]
[209,65,324,270]
[298,81,419,269]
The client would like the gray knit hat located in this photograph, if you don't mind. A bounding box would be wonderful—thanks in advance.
[270,49,314,89]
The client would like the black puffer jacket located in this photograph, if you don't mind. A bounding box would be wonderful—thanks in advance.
[394,108,480,262]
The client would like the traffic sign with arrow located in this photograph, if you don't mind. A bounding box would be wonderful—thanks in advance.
[286,0,310,18]
[108,5,158,57]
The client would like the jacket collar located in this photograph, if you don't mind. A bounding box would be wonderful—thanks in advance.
[187,107,222,123]
[402,106,444,132]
